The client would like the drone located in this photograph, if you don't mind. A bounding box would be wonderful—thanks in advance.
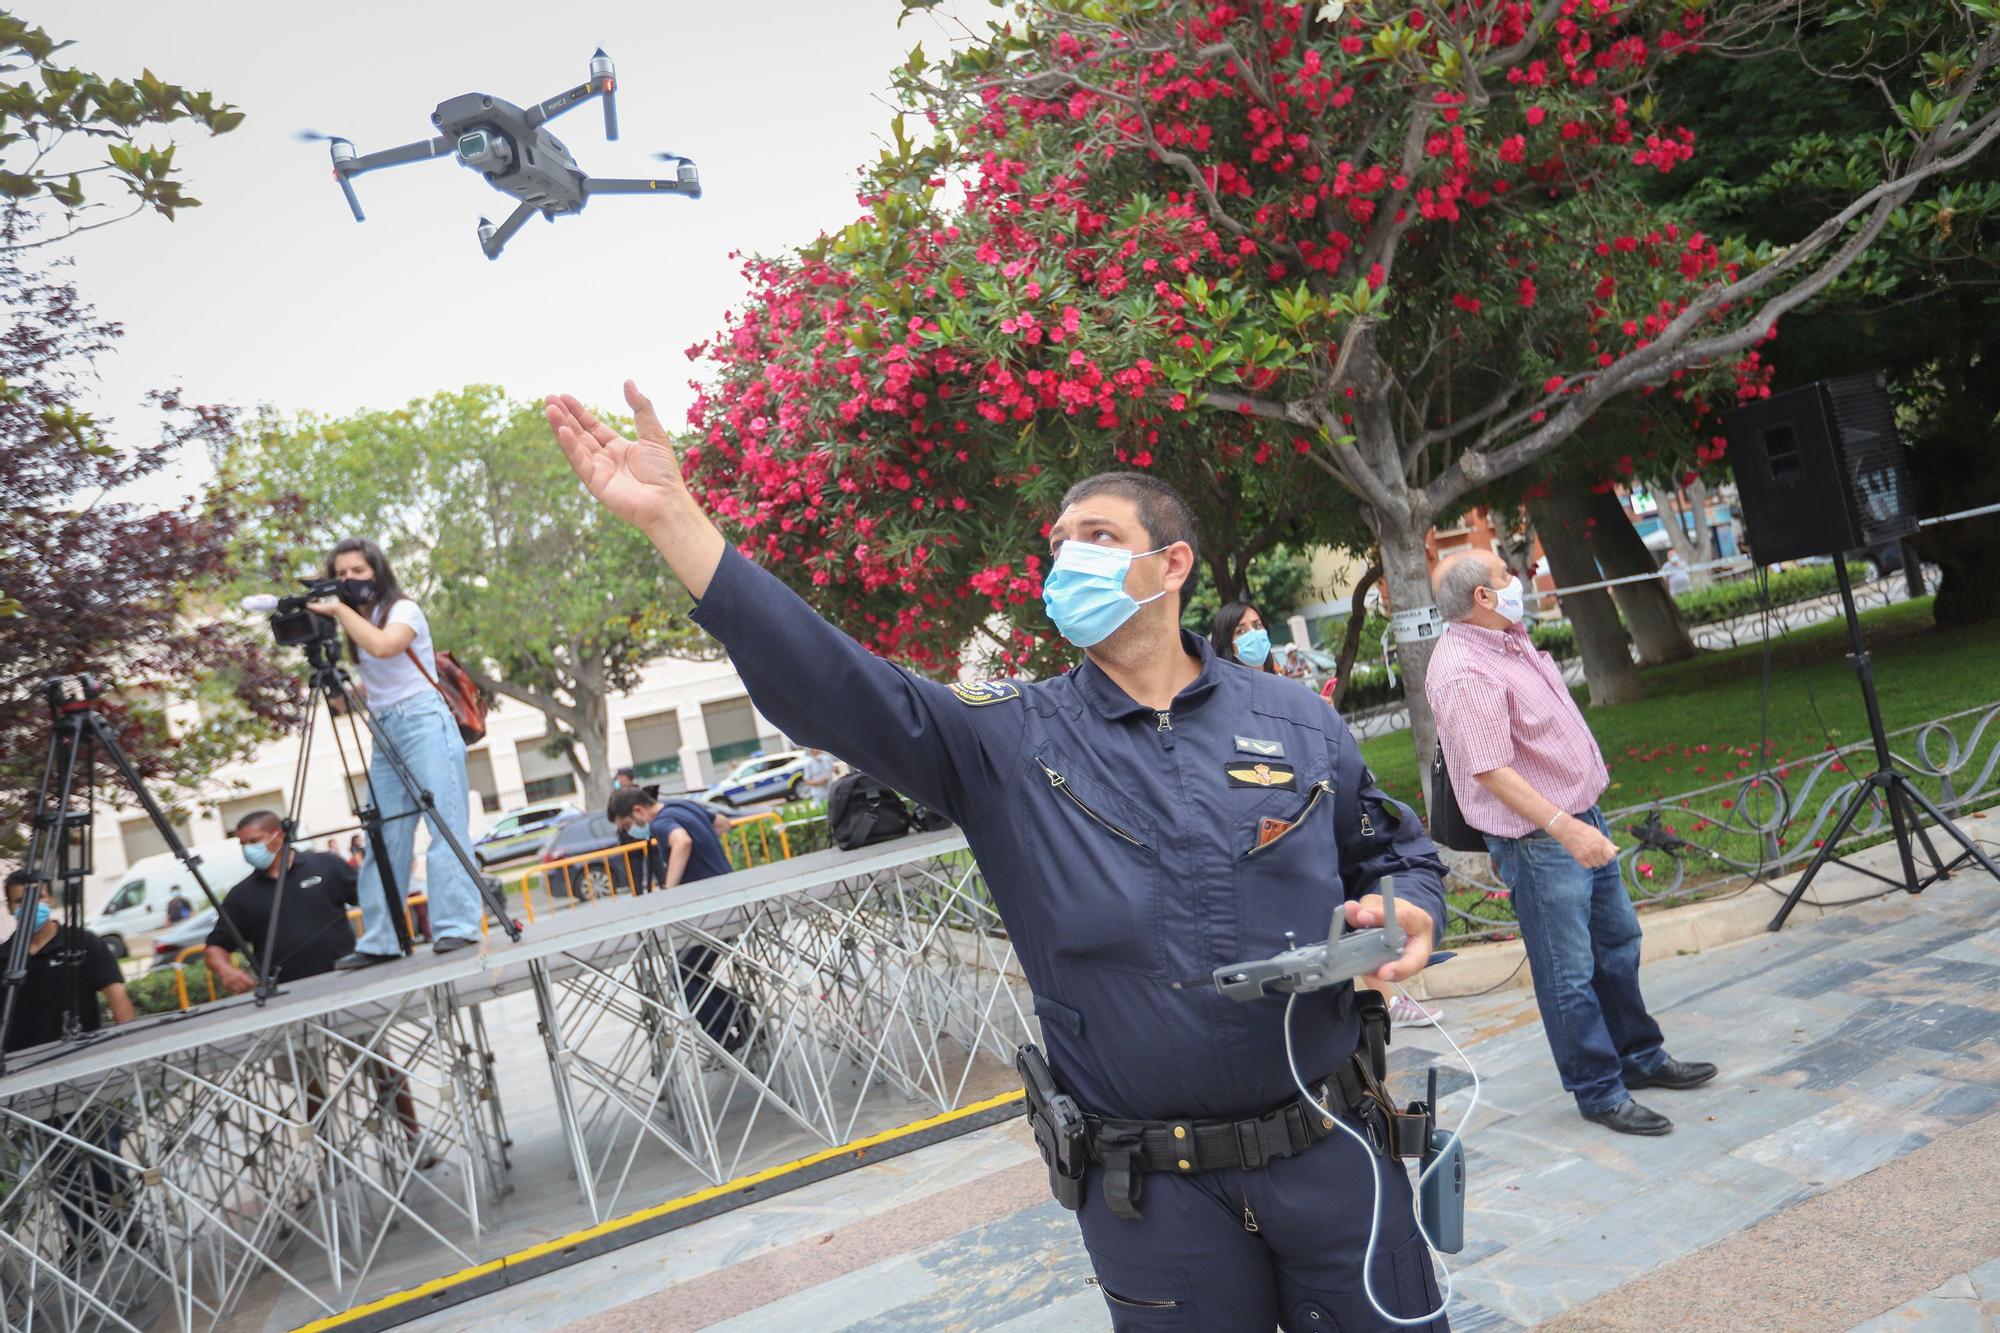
[304,50,699,260]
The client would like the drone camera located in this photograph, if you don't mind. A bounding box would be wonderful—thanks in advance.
[456,129,514,174]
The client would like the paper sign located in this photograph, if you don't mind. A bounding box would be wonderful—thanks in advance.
[1391,605,1443,645]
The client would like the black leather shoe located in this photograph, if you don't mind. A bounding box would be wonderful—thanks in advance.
[1583,1099,1673,1136]
[432,936,478,955]
[1624,1057,1719,1091]
[332,951,398,972]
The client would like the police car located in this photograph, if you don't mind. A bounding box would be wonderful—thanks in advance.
[700,750,810,808]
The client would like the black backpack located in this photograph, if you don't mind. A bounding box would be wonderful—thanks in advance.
[828,772,912,850]
[1428,746,1490,853]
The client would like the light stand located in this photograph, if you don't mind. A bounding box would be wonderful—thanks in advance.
[1,678,256,1074]
[1766,554,2000,931]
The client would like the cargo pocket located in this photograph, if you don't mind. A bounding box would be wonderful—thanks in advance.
[1389,1230,1445,1327]
[1086,1250,1196,1330]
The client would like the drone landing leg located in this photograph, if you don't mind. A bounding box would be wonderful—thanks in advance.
[478,201,539,260]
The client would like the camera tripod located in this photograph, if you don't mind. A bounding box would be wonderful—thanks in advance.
[258,638,519,1000]
[1767,553,2000,931]
[1,677,257,1076]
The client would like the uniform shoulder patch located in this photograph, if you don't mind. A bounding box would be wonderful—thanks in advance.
[948,679,1021,707]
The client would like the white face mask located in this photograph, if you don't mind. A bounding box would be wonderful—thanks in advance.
[1492,576,1527,624]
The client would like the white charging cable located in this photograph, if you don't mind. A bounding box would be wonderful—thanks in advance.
[1283,982,1480,1327]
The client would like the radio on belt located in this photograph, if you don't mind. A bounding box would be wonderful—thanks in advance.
[1212,875,1408,1002]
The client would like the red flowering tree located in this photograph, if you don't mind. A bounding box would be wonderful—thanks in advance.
[690,0,1998,767]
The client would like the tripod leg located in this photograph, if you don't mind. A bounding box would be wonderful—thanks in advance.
[1768,776,1879,932]
[1879,772,1928,897]
[1892,776,2000,884]
[85,711,259,962]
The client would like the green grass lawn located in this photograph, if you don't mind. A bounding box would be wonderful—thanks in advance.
[1359,597,2000,810]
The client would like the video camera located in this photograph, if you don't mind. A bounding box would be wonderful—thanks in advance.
[245,579,344,648]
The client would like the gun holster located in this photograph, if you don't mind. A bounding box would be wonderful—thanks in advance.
[1016,1044,1087,1211]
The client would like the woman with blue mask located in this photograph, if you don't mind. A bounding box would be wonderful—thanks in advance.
[1209,601,1278,674]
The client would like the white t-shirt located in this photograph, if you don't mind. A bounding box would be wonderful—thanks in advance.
[354,599,438,709]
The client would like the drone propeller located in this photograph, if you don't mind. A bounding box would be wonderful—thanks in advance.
[294,129,346,144]
[651,151,689,162]
[590,49,618,141]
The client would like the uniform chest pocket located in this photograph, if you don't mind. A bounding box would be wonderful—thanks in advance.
[1026,750,1165,976]
[1236,779,1344,955]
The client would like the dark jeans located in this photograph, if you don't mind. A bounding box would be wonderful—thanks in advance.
[1484,807,1666,1115]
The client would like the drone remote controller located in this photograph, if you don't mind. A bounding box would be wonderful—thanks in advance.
[1212,875,1408,1003]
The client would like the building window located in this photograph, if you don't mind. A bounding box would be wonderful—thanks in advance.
[216,790,284,837]
[623,710,685,790]
[120,813,193,867]
[518,736,577,805]
[465,748,500,813]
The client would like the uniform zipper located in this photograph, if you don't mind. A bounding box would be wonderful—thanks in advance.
[1244,781,1333,858]
[1360,807,1375,839]
[1035,757,1149,849]
[1241,1193,1260,1232]
[1155,710,1175,750]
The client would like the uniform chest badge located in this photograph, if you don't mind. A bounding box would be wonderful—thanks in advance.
[1226,762,1297,791]
[949,679,1020,706]
[1234,735,1286,758]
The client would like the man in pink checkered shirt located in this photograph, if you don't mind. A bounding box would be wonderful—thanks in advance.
[1426,550,1716,1137]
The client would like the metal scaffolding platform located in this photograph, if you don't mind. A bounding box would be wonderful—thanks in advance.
[0,832,1032,1332]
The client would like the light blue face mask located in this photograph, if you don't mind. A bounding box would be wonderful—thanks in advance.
[1234,626,1272,667]
[243,839,277,871]
[30,903,50,931]
[1042,541,1170,648]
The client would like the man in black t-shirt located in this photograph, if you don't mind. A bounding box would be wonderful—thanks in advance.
[204,811,360,993]
[3,869,135,1053]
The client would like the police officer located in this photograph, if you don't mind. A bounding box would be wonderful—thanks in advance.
[546,383,1450,1331]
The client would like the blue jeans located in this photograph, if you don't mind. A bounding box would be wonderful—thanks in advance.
[1484,807,1665,1115]
[355,691,482,953]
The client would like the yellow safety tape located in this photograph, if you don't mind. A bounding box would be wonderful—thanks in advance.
[291,1088,1026,1331]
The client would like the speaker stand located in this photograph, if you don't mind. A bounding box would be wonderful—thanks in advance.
[1767,554,2000,931]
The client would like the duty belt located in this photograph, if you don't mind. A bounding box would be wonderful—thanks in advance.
[1018,991,1428,1220]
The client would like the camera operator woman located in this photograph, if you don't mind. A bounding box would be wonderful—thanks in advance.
[308,538,484,966]
[1209,601,1279,674]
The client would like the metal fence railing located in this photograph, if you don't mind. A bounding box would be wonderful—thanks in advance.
[1436,698,2000,944]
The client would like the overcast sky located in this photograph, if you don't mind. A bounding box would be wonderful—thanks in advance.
[48,0,977,509]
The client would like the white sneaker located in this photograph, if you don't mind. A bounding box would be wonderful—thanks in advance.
[1388,995,1442,1028]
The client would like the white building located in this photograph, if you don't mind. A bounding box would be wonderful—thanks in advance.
[84,653,788,912]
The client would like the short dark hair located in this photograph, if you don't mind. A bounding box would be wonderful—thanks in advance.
[607,787,657,823]
[1060,471,1201,608]
[614,767,635,781]
[234,810,282,836]
[4,869,29,895]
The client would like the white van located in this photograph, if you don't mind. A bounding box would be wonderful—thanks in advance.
[86,840,254,958]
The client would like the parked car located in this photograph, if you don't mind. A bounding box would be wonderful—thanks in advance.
[148,908,220,972]
[700,750,810,808]
[473,800,580,867]
[537,813,646,901]
[87,840,254,959]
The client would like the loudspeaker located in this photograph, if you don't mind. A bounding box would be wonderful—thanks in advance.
[1723,374,1917,565]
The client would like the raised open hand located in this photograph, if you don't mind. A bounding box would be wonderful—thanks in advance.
[544,381,689,533]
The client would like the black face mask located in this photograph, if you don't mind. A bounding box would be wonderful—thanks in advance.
[338,578,377,608]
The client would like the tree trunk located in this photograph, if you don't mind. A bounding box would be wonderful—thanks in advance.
[574,661,613,812]
[1582,486,1697,666]
[1656,480,1702,569]
[1331,558,1382,710]
[1374,521,1444,797]
[1528,490,1646,705]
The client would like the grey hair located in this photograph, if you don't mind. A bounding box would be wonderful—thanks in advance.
[1435,553,1498,623]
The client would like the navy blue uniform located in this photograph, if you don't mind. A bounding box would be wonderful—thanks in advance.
[692,545,1449,1330]
[647,800,732,884]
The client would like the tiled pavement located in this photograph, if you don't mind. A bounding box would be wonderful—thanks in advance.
[402,835,2000,1332]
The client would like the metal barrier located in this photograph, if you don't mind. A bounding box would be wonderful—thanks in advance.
[1438,698,2000,943]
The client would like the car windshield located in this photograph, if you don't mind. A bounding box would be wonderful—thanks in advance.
[107,880,145,911]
